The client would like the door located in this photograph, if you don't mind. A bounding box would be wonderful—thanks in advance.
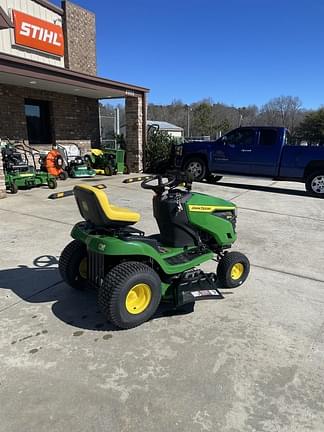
[247,128,281,176]
[25,99,52,144]
[211,128,257,174]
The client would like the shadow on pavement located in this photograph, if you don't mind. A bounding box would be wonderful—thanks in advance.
[1,255,225,331]
[209,181,311,198]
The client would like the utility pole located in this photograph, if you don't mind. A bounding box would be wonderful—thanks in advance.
[186,105,192,138]
[114,107,120,136]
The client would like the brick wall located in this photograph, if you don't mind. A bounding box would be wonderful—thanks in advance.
[125,96,144,172]
[0,84,100,154]
[63,0,97,76]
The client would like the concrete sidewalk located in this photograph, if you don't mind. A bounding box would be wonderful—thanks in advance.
[1,175,324,432]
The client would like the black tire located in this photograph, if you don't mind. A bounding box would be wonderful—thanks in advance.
[59,240,88,290]
[47,178,57,189]
[59,170,68,180]
[84,155,92,167]
[206,174,223,183]
[305,171,324,198]
[123,164,130,174]
[104,165,113,176]
[54,155,64,169]
[10,183,18,194]
[98,261,162,329]
[183,157,206,181]
[217,251,250,288]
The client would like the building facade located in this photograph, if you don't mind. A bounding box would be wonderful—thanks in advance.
[0,0,148,198]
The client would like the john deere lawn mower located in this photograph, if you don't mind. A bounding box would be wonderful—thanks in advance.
[59,174,250,329]
[57,144,96,178]
[84,147,129,176]
[1,141,57,193]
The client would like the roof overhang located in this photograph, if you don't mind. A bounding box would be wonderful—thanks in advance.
[0,6,14,30]
[0,53,149,99]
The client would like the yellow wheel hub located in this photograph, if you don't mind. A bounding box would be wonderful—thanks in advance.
[125,283,152,315]
[78,258,87,279]
[231,263,244,280]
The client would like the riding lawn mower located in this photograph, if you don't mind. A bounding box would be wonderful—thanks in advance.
[59,173,250,329]
[1,140,57,193]
[84,147,129,176]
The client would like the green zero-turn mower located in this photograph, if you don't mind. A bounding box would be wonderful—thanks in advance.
[59,174,250,329]
[1,141,57,193]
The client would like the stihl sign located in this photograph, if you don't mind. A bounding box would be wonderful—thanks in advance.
[13,10,64,57]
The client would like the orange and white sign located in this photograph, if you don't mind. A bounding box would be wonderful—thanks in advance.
[13,10,64,57]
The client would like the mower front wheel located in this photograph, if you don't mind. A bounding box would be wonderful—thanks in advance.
[59,240,88,290]
[217,251,250,288]
[99,261,161,329]
[9,183,18,194]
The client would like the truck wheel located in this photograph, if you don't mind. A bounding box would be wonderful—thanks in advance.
[59,240,88,290]
[183,157,206,181]
[305,171,324,198]
[10,183,18,194]
[217,252,250,288]
[98,261,161,329]
[206,174,223,183]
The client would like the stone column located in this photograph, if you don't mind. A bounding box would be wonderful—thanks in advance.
[125,95,146,172]
[0,151,7,199]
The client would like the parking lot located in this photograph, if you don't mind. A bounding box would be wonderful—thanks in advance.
[1,175,324,432]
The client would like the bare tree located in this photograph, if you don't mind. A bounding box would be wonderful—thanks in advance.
[259,96,304,133]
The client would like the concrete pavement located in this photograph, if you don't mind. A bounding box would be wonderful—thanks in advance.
[0,175,324,432]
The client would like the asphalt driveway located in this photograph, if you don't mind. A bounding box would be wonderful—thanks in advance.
[0,175,324,432]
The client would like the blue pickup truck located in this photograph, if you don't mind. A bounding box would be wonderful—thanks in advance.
[173,126,324,197]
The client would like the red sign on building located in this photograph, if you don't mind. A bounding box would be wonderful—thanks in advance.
[13,10,64,57]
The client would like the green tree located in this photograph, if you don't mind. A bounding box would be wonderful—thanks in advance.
[296,108,324,145]
[191,102,218,137]
[144,127,177,173]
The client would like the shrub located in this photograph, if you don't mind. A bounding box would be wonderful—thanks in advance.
[144,130,178,173]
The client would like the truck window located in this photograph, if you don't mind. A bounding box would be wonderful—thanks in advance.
[259,129,278,146]
[226,129,255,147]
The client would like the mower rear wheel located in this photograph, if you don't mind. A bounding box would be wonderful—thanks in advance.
[59,240,88,290]
[47,178,57,189]
[123,164,130,174]
[104,166,113,176]
[98,261,161,329]
[10,183,18,194]
[59,171,68,180]
[217,251,250,288]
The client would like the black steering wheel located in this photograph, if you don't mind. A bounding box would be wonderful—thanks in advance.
[141,175,177,193]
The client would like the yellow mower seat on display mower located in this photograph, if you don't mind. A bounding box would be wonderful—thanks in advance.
[74,184,140,226]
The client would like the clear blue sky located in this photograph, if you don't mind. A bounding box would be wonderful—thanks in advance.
[53,0,324,109]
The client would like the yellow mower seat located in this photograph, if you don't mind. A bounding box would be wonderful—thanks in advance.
[74,184,140,226]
